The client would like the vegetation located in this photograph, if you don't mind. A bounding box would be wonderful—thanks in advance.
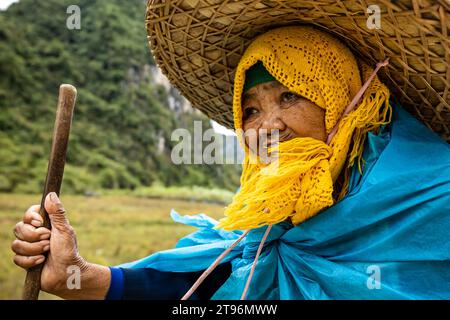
[0,193,226,299]
[132,185,235,205]
[0,0,241,194]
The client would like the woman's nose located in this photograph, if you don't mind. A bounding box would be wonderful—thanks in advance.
[260,110,286,132]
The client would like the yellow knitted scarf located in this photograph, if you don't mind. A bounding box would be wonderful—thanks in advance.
[215,26,391,231]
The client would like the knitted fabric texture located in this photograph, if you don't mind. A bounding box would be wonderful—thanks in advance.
[215,26,391,231]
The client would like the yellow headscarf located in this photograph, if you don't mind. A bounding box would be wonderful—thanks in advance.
[215,26,391,231]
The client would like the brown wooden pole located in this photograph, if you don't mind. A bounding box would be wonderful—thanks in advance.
[22,84,77,300]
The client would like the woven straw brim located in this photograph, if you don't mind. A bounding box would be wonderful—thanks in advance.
[146,0,449,142]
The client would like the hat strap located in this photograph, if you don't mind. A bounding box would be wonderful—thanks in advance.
[181,229,250,300]
[181,224,273,300]
[326,58,390,145]
[240,224,272,300]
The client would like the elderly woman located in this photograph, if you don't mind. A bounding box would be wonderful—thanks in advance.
[11,3,450,300]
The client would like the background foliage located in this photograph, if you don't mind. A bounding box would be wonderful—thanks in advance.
[0,0,241,194]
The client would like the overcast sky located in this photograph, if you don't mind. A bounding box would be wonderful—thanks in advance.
[0,0,18,10]
[211,120,236,136]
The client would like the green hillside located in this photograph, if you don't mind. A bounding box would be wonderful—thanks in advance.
[0,0,241,194]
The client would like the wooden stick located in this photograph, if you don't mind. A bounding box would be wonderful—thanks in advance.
[22,84,77,300]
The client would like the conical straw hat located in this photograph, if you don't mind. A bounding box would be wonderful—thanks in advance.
[146,0,449,142]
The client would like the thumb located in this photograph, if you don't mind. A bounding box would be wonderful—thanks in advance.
[44,192,69,231]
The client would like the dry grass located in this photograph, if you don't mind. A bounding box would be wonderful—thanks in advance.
[0,193,226,299]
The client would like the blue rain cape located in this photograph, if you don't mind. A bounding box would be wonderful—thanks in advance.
[119,102,450,299]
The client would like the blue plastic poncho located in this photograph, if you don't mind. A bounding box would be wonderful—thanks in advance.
[119,103,450,299]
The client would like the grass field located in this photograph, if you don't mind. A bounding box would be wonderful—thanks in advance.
[0,193,226,299]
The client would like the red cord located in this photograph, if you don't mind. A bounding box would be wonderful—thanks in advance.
[241,224,272,300]
[326,58,390,145]
[181,229,250,300]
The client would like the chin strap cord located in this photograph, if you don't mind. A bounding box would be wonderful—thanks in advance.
[181,224,273,300]
[240,224,272,300]
[181,229,250,300]
[327,58,390,145]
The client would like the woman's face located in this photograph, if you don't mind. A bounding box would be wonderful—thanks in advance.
[241,81,326,149]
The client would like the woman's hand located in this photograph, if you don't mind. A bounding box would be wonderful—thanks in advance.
[12,192,111,299]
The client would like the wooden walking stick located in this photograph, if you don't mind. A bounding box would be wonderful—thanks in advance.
[22,84,77,300]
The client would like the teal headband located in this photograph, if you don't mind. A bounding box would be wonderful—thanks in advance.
[243,61,277,92]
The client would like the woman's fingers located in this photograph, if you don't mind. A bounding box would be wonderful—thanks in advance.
[11,239,50,256]
[11,205,49,269]
[14,221,50,242]
[23,205,43,227]
[13,255,46,269]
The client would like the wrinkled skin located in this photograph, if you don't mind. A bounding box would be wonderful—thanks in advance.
[11,193,110,299]
[242,80,326,151]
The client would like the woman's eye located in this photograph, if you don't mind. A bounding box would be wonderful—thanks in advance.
[243,107,259,119]
[281,92,299,103]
